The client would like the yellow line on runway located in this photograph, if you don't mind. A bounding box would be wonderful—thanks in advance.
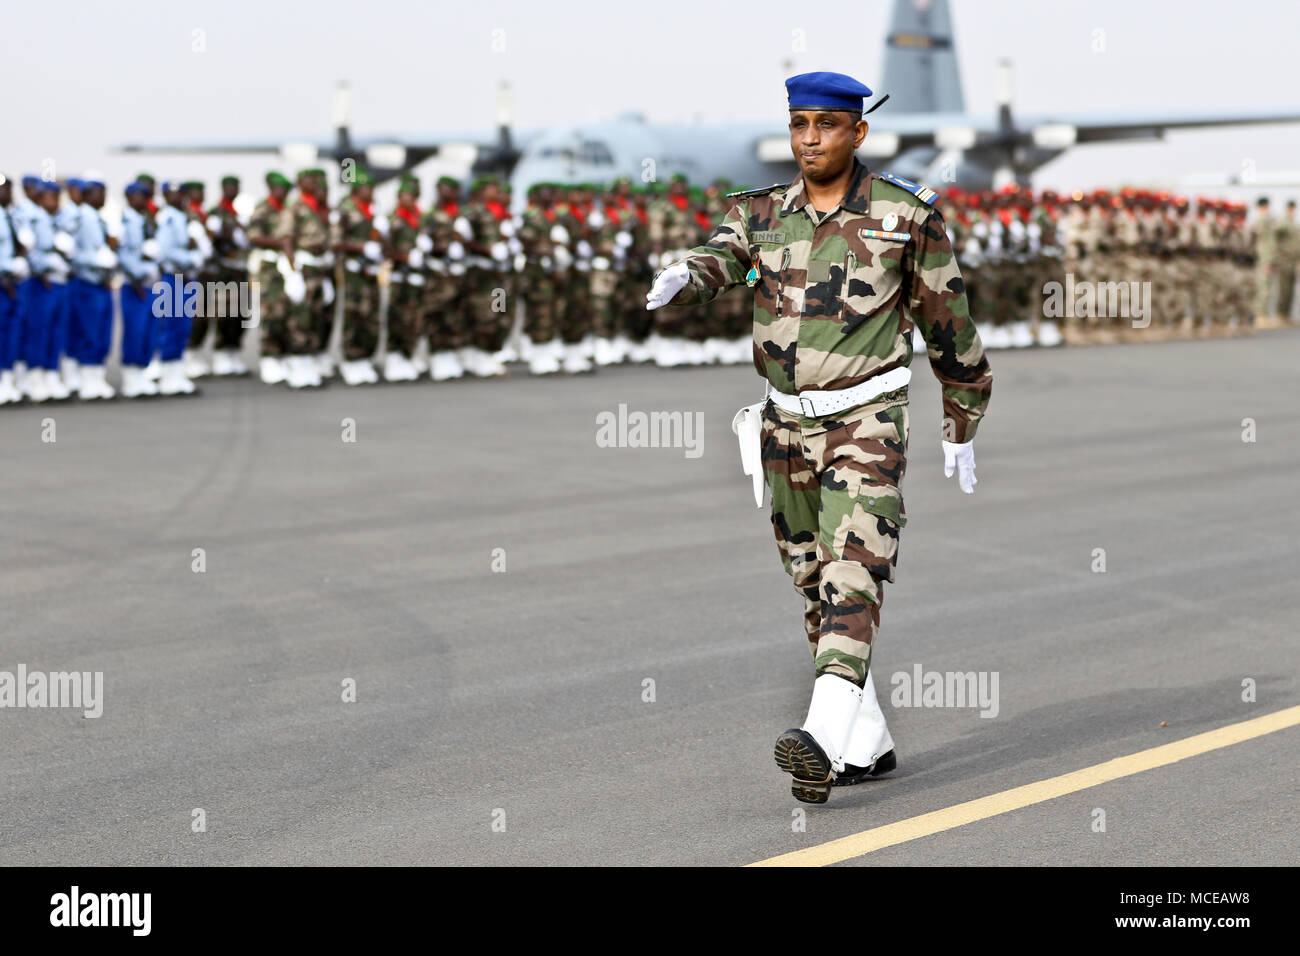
[748,704,1300,867]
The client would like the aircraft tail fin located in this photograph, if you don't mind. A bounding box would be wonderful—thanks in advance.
[879,0,964,114]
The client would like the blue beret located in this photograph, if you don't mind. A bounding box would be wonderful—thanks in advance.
[786,71,873,112]
[38,180,60,194]
[22,174,41,188]
[66,177,85,190]
[82,178,105,190]
[159,180,181,193]
[125,181,149,196]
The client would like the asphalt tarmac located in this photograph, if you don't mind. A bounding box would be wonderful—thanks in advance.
[2,330,1297,866]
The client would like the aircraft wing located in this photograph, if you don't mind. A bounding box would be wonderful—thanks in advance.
[1015,106,1300,144]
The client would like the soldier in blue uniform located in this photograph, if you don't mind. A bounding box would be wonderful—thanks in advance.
[117,181,161,398]
[68,176,117,399]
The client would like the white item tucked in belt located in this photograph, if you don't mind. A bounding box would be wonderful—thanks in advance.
[767,366,912,418]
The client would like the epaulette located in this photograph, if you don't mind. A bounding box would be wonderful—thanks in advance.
[726,183,783,199]
[878,172,937,206]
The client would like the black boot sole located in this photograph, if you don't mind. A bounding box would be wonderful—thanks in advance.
[773,728,834,804]
[832,749,897,787]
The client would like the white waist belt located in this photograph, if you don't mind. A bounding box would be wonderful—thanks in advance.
[767,366,912,418]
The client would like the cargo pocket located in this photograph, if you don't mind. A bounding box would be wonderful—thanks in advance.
[830,473,905,584]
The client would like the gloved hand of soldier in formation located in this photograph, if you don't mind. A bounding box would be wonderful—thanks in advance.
[942,440,977,494]
[645,262,689,310]
[363,240,384,262]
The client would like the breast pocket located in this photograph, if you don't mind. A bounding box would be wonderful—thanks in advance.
[750,243,790,317]
[842,237,907,328]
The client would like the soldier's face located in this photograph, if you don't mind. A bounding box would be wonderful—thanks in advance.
[0,183,11,206]
[39,190,59,212]
[271,184,289,203]
[85,186,105,208]
[222,182,239,201]
[789,110,867,182]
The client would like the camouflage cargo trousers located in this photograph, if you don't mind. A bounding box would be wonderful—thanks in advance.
[254,266,291,356]
[423,269,468,352]
[341,270,380,360]
[761,388,910,687]
[521,265,559,344]
[387,269,426,357]
[589,266,620,340]
[284,267,330,355]
[467,266,513,352]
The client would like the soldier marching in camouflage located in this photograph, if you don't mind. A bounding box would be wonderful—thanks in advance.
[203,175,251,376]
[647,71,993,804]
[332,167,385,385]
[274,169,334,388]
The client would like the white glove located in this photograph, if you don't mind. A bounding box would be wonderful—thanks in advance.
[499,219,516,239]
[587,210,605,229]
[447,241,465,261]
[232,227,250,249]
[615,230,633,249]
[105,219,123,241]
[415,234,433,253]
[92,247,118,269]
[8,258,31,281]
[552,245,573,270]
[46,257,70,280]
[453,216,473,240]
[490,241,510,263]
[284,270,306,304]
[16,227,36,250]
[942,440,977,494]
[142,238,162,261]
[321,277,335,305]
[576,240,594,259]
[507,236,523,255]
[646,262,690,310]
[549,223,570,245]
[54,232,76,256]
[187,220,207,243]
[372,216,389,237]
[205,214,223,234]
[513,252,527,272]
[407,248,425,270]
[363,239,383,262]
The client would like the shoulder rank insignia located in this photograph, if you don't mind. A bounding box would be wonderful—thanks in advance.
[726,183,784,199]
[879,172,937,206]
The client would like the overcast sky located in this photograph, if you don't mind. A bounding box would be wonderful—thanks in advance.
[5,0,1300,200]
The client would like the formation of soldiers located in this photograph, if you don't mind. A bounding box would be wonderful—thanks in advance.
[1,168,1296,405]
[941,185,1299,347]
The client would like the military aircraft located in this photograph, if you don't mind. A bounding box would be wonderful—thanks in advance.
[115,0,1300,207]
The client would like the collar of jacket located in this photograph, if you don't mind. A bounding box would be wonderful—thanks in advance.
[780,158,871,218]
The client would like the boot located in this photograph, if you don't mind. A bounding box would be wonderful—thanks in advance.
[773,674,863,804]
[259,356,287,385]
[78,365,116,401]
[119,366,158,398]
[834,668,897,786]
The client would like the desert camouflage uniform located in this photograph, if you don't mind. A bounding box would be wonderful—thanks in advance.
[669,160,992,685]
[205,198,250,353]
[274,191,332,354]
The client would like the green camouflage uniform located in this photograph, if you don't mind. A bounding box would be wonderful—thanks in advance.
[387,205,426,359]
[517,202,560,346]
[421,202,469,354]
[205,199,250,351]
[333,195,382,361]
[274,192,333,355]
[247,197,289,355]
[462,198,513,354]
[558,201,592,346]
[668,160,992,685]
[648,192,699,340]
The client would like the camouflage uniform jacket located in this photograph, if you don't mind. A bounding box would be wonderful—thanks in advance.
[672,159,992,442]
[275,194,331,264]
[332,196,378,272]
[207,201,248,273]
